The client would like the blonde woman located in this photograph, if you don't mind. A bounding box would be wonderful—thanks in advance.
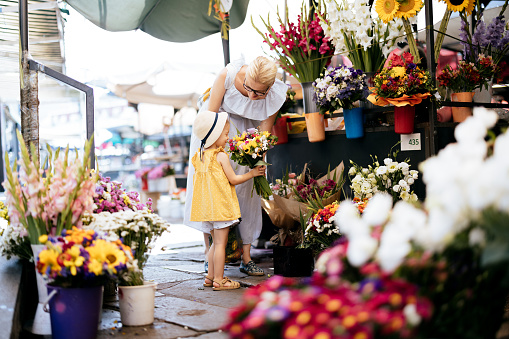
[184,56,287,276]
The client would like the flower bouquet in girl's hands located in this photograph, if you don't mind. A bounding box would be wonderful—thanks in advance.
[227,128,278,199]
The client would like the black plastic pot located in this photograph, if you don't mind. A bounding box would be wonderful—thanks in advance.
[273,246,314,277]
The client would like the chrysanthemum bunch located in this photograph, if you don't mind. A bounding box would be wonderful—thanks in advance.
[302,201,341,255]
[0,201,31,260]
[348,153,418,203]
[224,274,432,339]
[93,173,152,214]
[227,128,278,199]
[82,210,171,286]
[319,0,406,72]
[36,227,132,288]
[313,65,370,112]
[369,52,435,106]
[2,130,97,245]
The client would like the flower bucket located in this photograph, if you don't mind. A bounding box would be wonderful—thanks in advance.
[394,105,415,134]
[273,246,314,277]
[304,113,325,143]
[141,177,148,191]
[451,92,474,123]
[30,244,52,335]
[272,116,289,144]
[148,176,175,193]
[44,285,103,339]
[343,107,364,139]
[118,281,157,326]
[473,80,493,103]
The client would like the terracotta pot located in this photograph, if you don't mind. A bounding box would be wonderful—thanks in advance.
[272,116,289,144]
[394,105,416,134]
[451,92,474,123]
[304,112,325,142]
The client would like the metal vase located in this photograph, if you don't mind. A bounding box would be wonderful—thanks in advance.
[301,82,318,114]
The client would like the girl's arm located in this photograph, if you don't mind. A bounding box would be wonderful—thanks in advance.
[216,152,265,185]
[207,68,228,112]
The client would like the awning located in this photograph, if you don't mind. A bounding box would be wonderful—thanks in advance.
[64,0,250,43]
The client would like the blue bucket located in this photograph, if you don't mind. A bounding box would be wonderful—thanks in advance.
[45,285,103,339]
[343,107,364,139]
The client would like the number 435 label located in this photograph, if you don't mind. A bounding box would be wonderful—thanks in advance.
[400,133,421,151]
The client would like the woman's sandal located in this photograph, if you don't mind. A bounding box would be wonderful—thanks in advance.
[203,276,214,287]
[213,277,240,291]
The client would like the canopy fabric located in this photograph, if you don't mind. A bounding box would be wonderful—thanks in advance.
[64,0,250,42]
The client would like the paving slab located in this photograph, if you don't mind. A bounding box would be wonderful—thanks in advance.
[97,309,198,339]
[158,279,246,309]
[154,296,231,332]
[185,331,229,339]
[143,266,202,284]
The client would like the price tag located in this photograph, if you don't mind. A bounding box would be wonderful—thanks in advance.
[400,133,421,151]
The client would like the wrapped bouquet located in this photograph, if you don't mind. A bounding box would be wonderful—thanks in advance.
[301,201,341,255]
[227,128,278,199]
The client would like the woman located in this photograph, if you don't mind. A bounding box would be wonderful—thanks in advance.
[184,56,287,275]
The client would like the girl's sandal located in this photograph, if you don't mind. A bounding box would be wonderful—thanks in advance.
[212,277,240,291]
[203,276,214,287]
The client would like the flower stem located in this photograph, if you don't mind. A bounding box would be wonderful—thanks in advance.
[435,9,452,62]
[402,18,420,64]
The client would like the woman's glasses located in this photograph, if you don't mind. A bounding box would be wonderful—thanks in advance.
[243,79,270,96]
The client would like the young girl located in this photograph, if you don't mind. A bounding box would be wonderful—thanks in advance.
[190,110,265,291]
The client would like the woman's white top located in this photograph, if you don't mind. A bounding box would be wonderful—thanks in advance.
[183,57,287,244]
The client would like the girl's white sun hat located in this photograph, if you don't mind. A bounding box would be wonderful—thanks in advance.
[193,110,229,148]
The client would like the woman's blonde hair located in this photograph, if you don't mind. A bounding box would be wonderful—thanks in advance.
[246,56,278,87]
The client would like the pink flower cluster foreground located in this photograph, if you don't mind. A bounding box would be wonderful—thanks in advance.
[94,174,152,214]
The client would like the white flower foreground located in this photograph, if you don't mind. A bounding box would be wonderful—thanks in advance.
[334,107,509,272]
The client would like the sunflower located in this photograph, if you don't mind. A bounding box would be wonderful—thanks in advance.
[395,0,424,19]
[441,0,472,13]
[376,0,399,24]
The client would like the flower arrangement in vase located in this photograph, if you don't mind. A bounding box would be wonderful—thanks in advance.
[368,52,436,134]
[227,128,278,199]
[2,130,97,245]
[437,55,497,122]
[318,0,406,73]
[313,65,369,138]
[36,228,132,338]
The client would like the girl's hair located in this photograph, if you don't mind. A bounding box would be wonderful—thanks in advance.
[246,56,277,87]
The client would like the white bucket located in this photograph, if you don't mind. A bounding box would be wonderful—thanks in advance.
[118,281,157,326]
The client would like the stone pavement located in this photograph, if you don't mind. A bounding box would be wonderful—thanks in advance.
[97,223,274,339]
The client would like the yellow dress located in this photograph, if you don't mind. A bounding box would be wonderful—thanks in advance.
[190,147,241,222]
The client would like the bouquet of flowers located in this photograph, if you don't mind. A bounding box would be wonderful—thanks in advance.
[147,163,175,180]
[134,167,151,180]
[319,0,406,72]
[82,209,171,286]
[252,2,334,83]
[294,176,340,203]
[459,5,509,66]
[437,55,497,93]
[36,227,132,288]
[93,173,153,213]
[224,274,432,339]
[0,201,31,260]
[270,172,299,197]
[301,201,341,255]
[313,65,370,113]
[348,151,419,203]
[368,52,435,107]
[227,128,278,199]
[2,130,97,245]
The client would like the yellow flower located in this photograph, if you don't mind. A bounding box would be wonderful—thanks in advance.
[262,131,270,137]
[395,0,423,19]
[390,66,406,78]
[123,195,132,207]
[61,246,85,276]
[87,239,127,273]
[39,235,48,244]
[38,248,61,274]
[376,0,399,23]
[65,226,95,245]
[441,0,473,13]
[88,260,103,275]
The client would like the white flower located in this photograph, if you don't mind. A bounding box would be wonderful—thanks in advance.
[376,166,387,176]
[383,158,392,166]
[348,167,357,176]
[347,235,378,267]
[362,193,393,227]
[404,304,422,326]
[251,153,257,159]
[468,228,486,247]
[393,185,400,192]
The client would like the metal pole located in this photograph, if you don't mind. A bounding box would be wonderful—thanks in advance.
[425,0,437,157]
[19,0,40,161]
[282,0,287,83]
[222,15,230,66]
